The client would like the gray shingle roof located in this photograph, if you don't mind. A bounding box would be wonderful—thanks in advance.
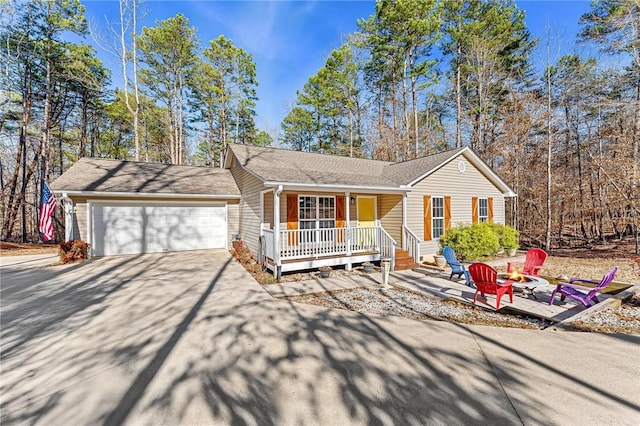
[228,143,466,187]
[51,158,240,196]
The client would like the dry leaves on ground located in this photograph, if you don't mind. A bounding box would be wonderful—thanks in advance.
[0,242,58,256]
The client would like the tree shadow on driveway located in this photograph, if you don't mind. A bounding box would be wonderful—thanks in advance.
[2,250,639,425]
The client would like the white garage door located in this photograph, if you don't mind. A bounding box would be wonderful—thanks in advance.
[91,202,227,256]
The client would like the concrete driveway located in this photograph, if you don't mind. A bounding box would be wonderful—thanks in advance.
[1,250,639,425]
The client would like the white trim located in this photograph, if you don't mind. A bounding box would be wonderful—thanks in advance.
[61,193,74,242]
[431,195,445,240]
[264,181,409,193]
[273,185,283,268]
[402,193,407,227]
[86,202,92,256]
[478,197,489,223]
[88,199,227,206]
[271,253,380,273]
[54,190,240,199]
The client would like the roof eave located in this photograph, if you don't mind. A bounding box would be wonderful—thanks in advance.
[52,189,241,199]
[263,181,409,194]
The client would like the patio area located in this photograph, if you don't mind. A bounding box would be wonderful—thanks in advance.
[264,259,636,326]
[389,268,606,323]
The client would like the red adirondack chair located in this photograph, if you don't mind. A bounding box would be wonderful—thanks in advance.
[469,262,513,309]
[507,248,547,277]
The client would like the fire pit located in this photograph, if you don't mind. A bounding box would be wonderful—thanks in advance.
[497,272,549,300]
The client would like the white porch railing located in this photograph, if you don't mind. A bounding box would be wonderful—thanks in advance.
[280,227,350,259]
[263,226,396,265]
[403,225,420,263]
[378,227,397,267]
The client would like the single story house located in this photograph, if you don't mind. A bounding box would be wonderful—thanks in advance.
[52,143,516,277]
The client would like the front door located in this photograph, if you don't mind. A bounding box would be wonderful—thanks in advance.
[357,196,376,248]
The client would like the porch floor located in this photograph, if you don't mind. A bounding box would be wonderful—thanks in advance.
[273,251,379,265]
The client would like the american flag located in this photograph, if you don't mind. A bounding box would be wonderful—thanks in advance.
[38,183,57,241]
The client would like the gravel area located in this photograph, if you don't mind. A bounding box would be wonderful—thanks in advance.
[286,287,552,329]
[570,295,640,334]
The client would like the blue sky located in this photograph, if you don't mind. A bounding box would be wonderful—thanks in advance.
[83,0,592,135]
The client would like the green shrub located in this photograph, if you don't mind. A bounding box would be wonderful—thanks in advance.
[58,240,90,263]
[489,223,520,250]
[439,223,501,260]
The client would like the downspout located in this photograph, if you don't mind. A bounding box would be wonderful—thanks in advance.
[61,193,73,242]
[273,185,283,279]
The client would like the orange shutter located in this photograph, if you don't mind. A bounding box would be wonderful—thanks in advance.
[286,194,298,245]
[444,196,451,232]
[488,197,494,223]
[472,197,478,224]
[336,195,346,242]
[423,196,432,241]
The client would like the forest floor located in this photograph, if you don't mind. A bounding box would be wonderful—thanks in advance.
[0,241,59,256]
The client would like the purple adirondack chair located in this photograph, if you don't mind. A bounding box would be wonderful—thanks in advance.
[548,267,618,308]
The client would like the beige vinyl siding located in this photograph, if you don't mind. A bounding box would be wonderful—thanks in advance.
[226,200,240,248]
[263,191,274,229]
[379,194,403,244]
[229,156,265,255]
[70,196,89,241]
[407,154,506,257]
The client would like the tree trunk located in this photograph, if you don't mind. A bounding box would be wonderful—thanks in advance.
[79,91,88,158]
[545,57,552,251]
[455,41,462,148]
[119,0,140,161]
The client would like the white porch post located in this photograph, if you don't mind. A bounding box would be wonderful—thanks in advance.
[62,193,73,242]
[402,193,408,250]
[345,191,352,270]
[273,185,283,278]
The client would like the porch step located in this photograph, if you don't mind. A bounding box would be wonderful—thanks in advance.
[394,262,420,271]
[394,249,419,271]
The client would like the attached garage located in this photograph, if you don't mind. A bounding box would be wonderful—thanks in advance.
[90,202,228,256]
[51,158,241,257]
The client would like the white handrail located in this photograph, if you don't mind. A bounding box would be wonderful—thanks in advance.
[403,225,420,264]
[378,227,397,269]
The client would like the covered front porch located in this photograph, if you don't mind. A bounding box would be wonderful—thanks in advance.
[258,186,421,278]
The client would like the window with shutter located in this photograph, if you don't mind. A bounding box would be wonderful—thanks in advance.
[478,198,488,223]
[431,197,444,239]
